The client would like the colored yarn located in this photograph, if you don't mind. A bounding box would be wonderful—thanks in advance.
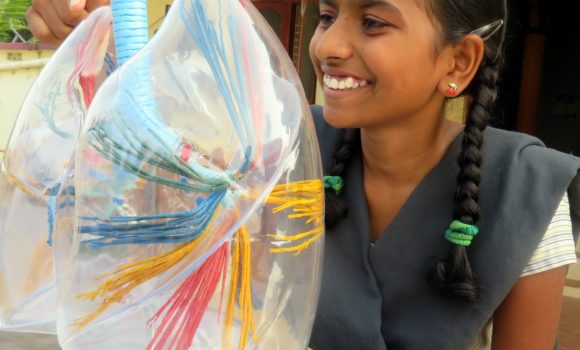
[146,244,229,350]
[6,173,44,199]
[145,225,256,350]
[74,179,322,334]
[223,225,256,349]
[266,180,324,255]
[46,184,61,246]
[72,212,218,330]
[79,190,227,247]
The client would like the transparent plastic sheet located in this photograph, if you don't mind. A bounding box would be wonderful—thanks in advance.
[55,0,324,349]
[0,7,116,332]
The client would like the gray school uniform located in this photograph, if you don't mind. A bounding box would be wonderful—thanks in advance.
[308,105,580,350]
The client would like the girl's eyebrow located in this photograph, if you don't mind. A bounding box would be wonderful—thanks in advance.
[321,0,402,15]
[320,0,338,9]
[359,0,402,14]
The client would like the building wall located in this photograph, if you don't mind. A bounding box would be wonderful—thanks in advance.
[148,0,173,37]
[0,47,54,152]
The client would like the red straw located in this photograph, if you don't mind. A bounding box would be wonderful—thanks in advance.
[79,74,96,107]
[147,243,229,350]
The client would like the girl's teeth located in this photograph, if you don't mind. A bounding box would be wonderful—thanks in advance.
[324,74,367,90]
[330,78,339,89]
[345,77,354,88]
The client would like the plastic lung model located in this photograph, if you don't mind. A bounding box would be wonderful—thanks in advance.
[55,0,324,349]
[0,7,116,332]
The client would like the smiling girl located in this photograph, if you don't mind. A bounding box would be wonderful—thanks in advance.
[309,0,580,349]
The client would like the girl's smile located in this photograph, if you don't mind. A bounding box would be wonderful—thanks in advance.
[323,74,369,91]
[321,71,371,101]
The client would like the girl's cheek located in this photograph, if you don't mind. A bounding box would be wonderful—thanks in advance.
[309,32,320,62]
[309,35,322,74]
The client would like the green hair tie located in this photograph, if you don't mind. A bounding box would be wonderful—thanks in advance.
[324,176,344,195]
[450,220,479,235]
[445,220,479,247]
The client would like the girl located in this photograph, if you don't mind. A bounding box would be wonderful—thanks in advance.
[309,0,580,349]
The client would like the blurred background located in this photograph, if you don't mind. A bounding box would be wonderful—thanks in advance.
[0,0,579,349]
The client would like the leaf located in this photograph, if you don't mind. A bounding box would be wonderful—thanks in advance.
[0,0,34,43]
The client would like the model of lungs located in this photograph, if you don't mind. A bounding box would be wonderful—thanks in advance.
[55,0,324,349]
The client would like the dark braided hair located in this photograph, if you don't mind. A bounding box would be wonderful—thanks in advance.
[425,0,508,301]
[325,128,360,228]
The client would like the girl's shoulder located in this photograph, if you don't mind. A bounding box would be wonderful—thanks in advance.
[480,126,580,190]
[482,126,575,163]
[478,127,580,243]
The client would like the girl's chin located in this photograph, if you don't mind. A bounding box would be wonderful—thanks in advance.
[322,107,363,129]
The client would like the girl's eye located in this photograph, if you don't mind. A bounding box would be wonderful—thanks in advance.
[362,17,389,30]
[318,13,335,27]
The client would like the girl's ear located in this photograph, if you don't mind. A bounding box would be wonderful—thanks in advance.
[439,34,485,97]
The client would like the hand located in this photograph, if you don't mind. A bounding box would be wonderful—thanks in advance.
[26,0,110,47]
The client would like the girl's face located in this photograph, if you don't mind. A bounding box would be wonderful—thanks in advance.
[309,0,451,129]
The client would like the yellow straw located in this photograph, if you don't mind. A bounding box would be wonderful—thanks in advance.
[265,180,324,255]
[222,228,240,349]
[223,225,256,349]
[6,173,43,198]
[238,225,256,348]
[23,242,54,294]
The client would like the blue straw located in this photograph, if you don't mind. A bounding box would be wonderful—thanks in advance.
[80,190,227,247]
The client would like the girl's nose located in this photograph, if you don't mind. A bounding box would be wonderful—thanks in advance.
[314,18,354,62]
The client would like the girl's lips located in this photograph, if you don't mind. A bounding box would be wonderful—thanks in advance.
[321,66,368,82]
[322,82,370,100]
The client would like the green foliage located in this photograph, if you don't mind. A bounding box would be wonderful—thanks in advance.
[0,0,34,43]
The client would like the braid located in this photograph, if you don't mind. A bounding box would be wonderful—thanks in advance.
[429,57,502,301]
[325,128,360,228]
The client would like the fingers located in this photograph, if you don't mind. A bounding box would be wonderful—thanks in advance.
[27,0,92,46]
[53,0,89,27]
[85,0,111,12]
[26,7,62,47]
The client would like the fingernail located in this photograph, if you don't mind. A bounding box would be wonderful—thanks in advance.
[69,0,82,9]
